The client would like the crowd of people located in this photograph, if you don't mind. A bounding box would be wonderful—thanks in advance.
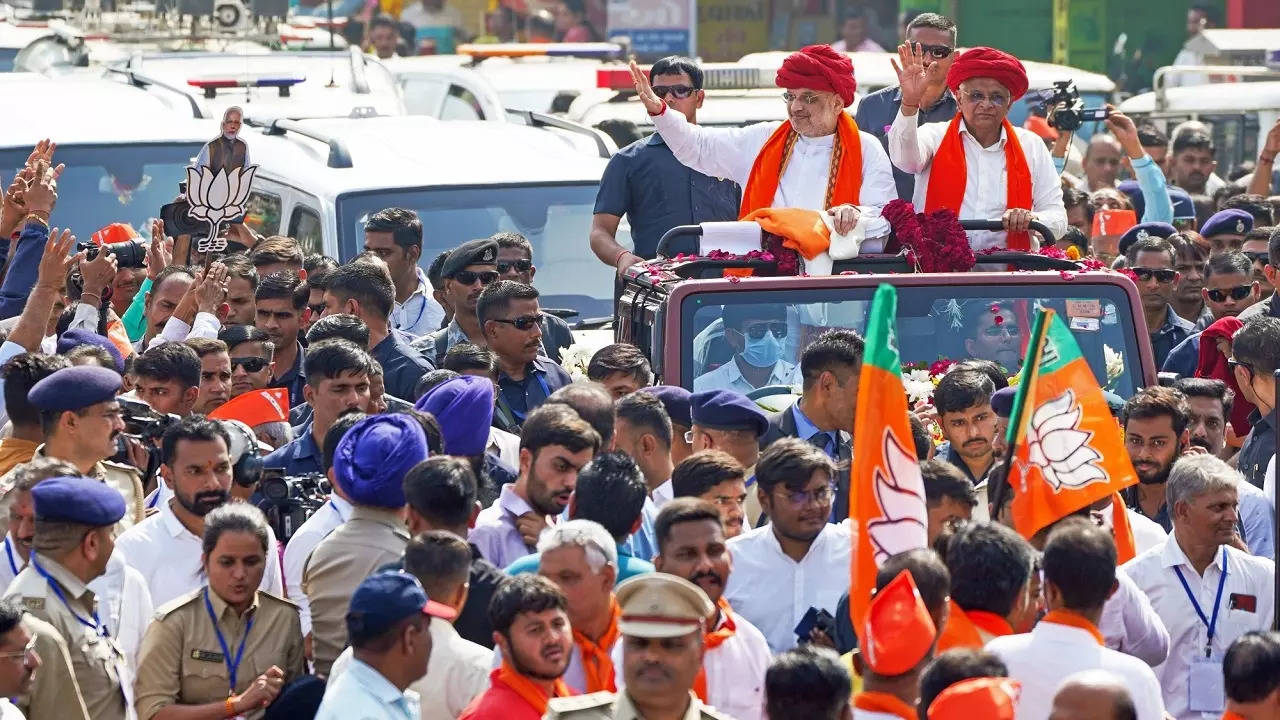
[0,7,1276,720]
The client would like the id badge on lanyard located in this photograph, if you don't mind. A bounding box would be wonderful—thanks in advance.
[1174,548,1229,714]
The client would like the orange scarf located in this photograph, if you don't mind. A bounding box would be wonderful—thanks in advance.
[1220,712,1248,720]
[967,609,1015,639]
[852,691,917,720]
[573,597,621,693]
[493,662,571,716]
[1041,610,1105,646]
[693,598,737,703]
[936,599,983,652]
[924,115,1034,250]
[739,113,863,218]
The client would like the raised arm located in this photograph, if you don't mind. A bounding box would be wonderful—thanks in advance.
[1249,119,1280,196]
[887,43,947,173]
[1108,109,1174,223]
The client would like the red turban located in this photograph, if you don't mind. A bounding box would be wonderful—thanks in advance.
[946,47,1029,101]
[775,44,857,107]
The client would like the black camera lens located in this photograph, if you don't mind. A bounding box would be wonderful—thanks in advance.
[260,476,289,501]
[102,240,148,269]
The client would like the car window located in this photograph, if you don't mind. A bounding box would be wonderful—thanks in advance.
[400,76,448,116]
[244,190,282,237]
[288,205,323,256]
[679,283,1142,400]
[441,85,484,121]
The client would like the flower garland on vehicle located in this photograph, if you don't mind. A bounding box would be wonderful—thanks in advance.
[882,199,975,273]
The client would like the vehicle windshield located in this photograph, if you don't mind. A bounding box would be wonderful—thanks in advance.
[1,142,200,235]
[337,183,627,322]
[679,281,1143,400]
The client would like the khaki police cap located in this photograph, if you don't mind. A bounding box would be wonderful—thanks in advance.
[616,574,715,639]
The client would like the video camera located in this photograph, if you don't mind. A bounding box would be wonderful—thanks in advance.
[159,183,207,240]
[256,469,331,544]
[1041,80,1110,132]
[111,396,182,481]
[77,238,147,269]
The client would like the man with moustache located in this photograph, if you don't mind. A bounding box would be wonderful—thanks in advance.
[460,575,575,719]
[1162,252,1261,378]
[1121,386,1196,533]
[935,370,998,486]
[416,239,501,366]
[195,106,250,174]
[115,416,283,607]
[0,458,79,591]
[218,325,276,399]
[0,600,40,719]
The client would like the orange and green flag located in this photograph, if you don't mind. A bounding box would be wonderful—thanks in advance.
[1005,308,1139,560]
[850,284,928,647]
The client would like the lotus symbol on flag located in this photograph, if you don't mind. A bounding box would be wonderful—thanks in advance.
[185,164,257,254]
[1026,390,1107,491]
[868,430,928,564]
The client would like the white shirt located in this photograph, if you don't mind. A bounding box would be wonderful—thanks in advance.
[693,357,799,395]
[650,106,895,240]
[0,534,21,594]
[1099,567,1170,667]
[134,311,221,353]
[887,110,1068,250]
[1122,533,1275,720]
[611,604,771,720]
[399,3,462,30]
[0,698,24,720]
[331,618,490,720]
[487,427,520,468]
[652,479,674,509]
[1264,455,1275,510]
[986,618,1166,720]
[391,267,445,339]
[87,550,153,673]
[282,494,351,636]
[115,498,283,607]
[724,522,851,653]
[1129,509,1168,554]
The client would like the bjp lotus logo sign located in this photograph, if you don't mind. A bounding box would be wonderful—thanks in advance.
[185,164,257,254]
[1024,389,1107,492]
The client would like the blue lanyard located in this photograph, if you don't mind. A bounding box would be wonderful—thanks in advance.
[29,555,105,636]
[509,372,551,422]
[202,589,254,693]
[327,498,348,524]
[1173,547,1229,658]
[3,537,19,577]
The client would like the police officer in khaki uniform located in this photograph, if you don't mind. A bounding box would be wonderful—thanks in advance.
[0,365,145,536]
[134,503,305,720]
[2,475,131,720]
[546,574,735,720]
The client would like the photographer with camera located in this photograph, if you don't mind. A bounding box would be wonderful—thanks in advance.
[115,415,283,607]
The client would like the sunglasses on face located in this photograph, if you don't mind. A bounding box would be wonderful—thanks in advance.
[653,84,696,99]
[1207,285,1253,302]
[913,42,954,59]
[1245,251,1269,264]
[231,356,268,373]
[1131,267,1177,284]
[1228,358,1253,379]
[496,259,533,274]
[452,270,500,286]
[738,321,788,340]
[490,314,540,331]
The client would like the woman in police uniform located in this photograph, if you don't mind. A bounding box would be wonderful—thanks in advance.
[133,504,305,719]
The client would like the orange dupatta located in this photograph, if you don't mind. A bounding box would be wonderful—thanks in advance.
[923,115,1034,250]
[493,662,571,716]
[852,691,917,720]
[739,112,864,218]
[692,598,737,703]
[573,597,621,693]
[1040,610,1105,646]
[937,602,1014,652]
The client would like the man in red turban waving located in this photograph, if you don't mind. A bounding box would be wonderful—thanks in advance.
[628,45,896,246]
[888,45,1067,251]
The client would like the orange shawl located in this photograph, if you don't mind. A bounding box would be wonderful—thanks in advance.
[693,598,737,703]
[1040,610,1105,646]
[573,597,621,693]
[492,663,571,716]
[740,113,863,218]
[937,601,1014,652]
[924,115,1034,250]
[852,691,917,720]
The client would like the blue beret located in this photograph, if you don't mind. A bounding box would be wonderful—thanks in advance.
[1118,222,1177,257]
[691,389,768,437]
[334,414,429,508]
[57,329,126,374]
[32,476,126,526]
[1201,209,1253,238]
[641,385,692,427]
[441,239,498,278]
[991,386,1016,419]
[415,375,493,456]
[28,365,122,412]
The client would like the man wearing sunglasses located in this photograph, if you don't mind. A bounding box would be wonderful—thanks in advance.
[477,280,572,426]
[1126,235,1194,369]
[1240,229,1273,299]
[694,304,799,394]
[856,12,959,201]
[218,325,276,399]
[492,232,574,364]
[416,239,502,365]
[1162,253,1260,378]
[590,56,740,275]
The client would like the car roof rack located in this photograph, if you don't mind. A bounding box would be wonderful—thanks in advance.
[104,66,206,118]
[244,117,353,169]
[504,108,611,158]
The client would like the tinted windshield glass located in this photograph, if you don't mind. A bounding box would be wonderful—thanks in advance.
[679,281,1142,399]
[337,183,627,322]
[1,142,199,235]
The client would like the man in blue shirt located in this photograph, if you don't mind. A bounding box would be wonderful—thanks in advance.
[477,280,572,427]
[263,339,373,477]
[590,55,740,273]
[1126,231,1195,368]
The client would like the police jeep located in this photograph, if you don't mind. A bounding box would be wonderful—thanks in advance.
[613,220,1159,403]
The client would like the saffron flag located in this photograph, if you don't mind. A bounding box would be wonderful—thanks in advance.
[1005,308,1139,557]
[850,284,928,648]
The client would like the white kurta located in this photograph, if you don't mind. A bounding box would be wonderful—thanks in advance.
[650,105,896,242]
[887,110,1068,250]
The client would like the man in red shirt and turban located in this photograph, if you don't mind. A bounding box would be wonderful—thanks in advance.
[628,45,896,247]
[888,45,1067,251]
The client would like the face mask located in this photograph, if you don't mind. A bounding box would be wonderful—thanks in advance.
[739,329,782,368]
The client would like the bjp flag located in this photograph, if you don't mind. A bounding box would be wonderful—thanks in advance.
[1005,308,1139,558]
[849,284,928,648]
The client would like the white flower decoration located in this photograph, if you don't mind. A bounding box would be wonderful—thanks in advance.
[903,369,935,405]
[1025,389,1107,491]
[867,429,928,564]
[185,164,258,253]
[1104,344,1124,386]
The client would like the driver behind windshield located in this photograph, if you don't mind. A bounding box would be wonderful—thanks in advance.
[694,304,799,394]
[960,300,1023,373]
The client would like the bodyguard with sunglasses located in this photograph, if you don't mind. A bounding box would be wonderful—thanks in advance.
[477,280,572,427]
[493,232,574,364]
[1125,234,1195,369]
[590,56,740,274]
[1162,253,1261,378]
[218,325,276,400]
[417,239,503,366]
[854,12,959,201]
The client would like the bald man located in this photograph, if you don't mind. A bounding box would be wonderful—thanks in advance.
[1048,670,1137,720]
[1079,134,1124,192]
